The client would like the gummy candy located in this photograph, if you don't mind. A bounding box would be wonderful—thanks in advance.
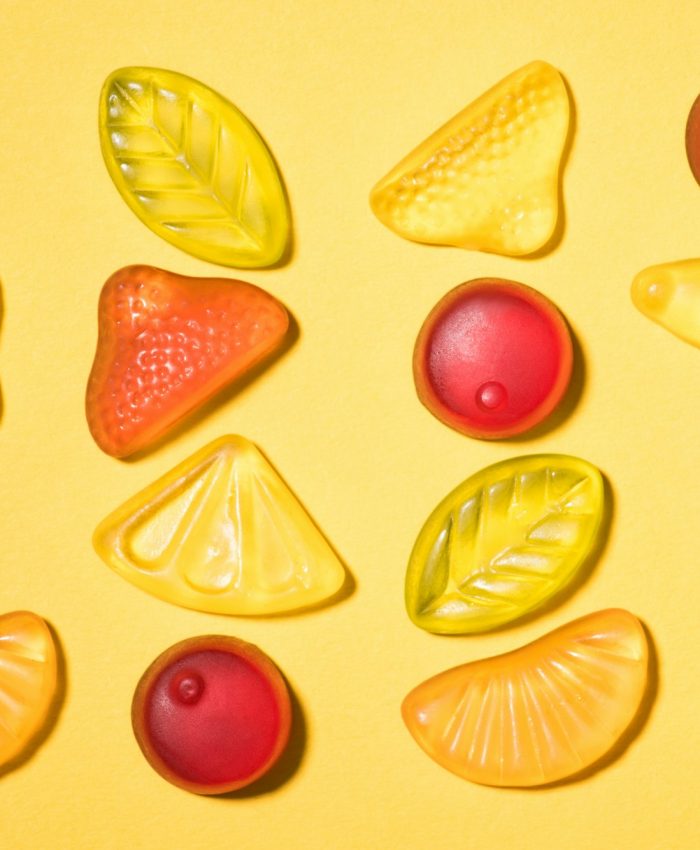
[93,435,345,615]
[370,61,569,256]
[686,94,700,185]
[402,609,648,787]
[132,635,291,794]
[0,611,57,767]
[100,67,289,268]
[86,265,288,458]
[631,258,700,347]
[414,279,573,439]
[406,455,603,634]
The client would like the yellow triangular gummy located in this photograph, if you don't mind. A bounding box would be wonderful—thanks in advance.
[370,61,569,256]
[93,436,345,615]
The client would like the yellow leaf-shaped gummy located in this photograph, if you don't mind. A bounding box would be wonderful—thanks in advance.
[99,67,289,268]
[631,258,700,347]
[0,611,57,767]
[370,61,569,256]
[93,436,346,615]
[402,609,649,787]
[406,455,604,634]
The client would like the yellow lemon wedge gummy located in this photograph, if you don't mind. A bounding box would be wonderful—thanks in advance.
[93,436,345,615]
[402,609,649,787]
[99,67,290,268]
[0,611,57,767]
[631,258,700,347]
[370,61,569,256]
[406,455,604,634]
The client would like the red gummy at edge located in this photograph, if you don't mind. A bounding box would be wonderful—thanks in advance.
[686,94,700,186]
[413,279,573,439]
[132,636,292,794]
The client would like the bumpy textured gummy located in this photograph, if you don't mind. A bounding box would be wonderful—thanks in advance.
[93,436,345,615]
[414,279,573,439]
[631,258,700,347]
[370,61,569,256]
[132,635,291,794]
[0,611,57,767]
[406,455,603,634]
[402,609,648,787]
[86,265,288,458]
[100,67,289,267]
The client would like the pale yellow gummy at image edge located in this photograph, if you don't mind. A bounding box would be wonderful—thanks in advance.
[406,455,604,634]
[370,60,569,256]
[99,67,290,268]
[631,258,700,347]
[93,436,345,615]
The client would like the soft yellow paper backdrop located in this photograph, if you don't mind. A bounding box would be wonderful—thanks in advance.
[1,1,699,847]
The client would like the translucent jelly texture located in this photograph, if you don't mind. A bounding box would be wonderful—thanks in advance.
[0,611,57,767]
[86,265,288,458]
[631,258,700,347]
[406,455,604,634]
[414,279,572,439]
[370,61,569,256]
[93,436,345,615]
[686,94,700,186]
[100,67,289,267]
[132,635,291,794]
[402,609,648,787]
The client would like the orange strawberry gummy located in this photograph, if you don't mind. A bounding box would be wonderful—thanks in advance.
[86,265,288,458]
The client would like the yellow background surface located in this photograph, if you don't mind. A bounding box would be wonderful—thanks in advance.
[1,1,698,847]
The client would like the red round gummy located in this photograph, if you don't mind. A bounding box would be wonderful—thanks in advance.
[686,94,700,186]
[413,279,573,439]
[132,636,291,794]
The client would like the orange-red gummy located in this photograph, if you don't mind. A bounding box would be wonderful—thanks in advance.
[86,265,288,458]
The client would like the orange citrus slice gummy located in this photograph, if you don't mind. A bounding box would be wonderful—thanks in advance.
[370,61,569,256]
[631,258,700,348]
[402,609,649,787]
[0,611,57,767]
[93,436,345,615]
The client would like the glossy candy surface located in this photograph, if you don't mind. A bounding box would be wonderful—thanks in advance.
[414,279,572,439]
[402,609,648,787]
[686,94,700,185]
[370,61,569,256]
[100,67,289,267]
[93,436,345,615]
[406,455,603,634]
[0,611,57,767]
[631,258,700,347]
[132,635,291,794]
[86,265,288,458]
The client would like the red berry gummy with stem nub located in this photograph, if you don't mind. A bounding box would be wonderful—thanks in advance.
[131,635,292,795]
[86,265,288,458]
[413,278,573,439]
